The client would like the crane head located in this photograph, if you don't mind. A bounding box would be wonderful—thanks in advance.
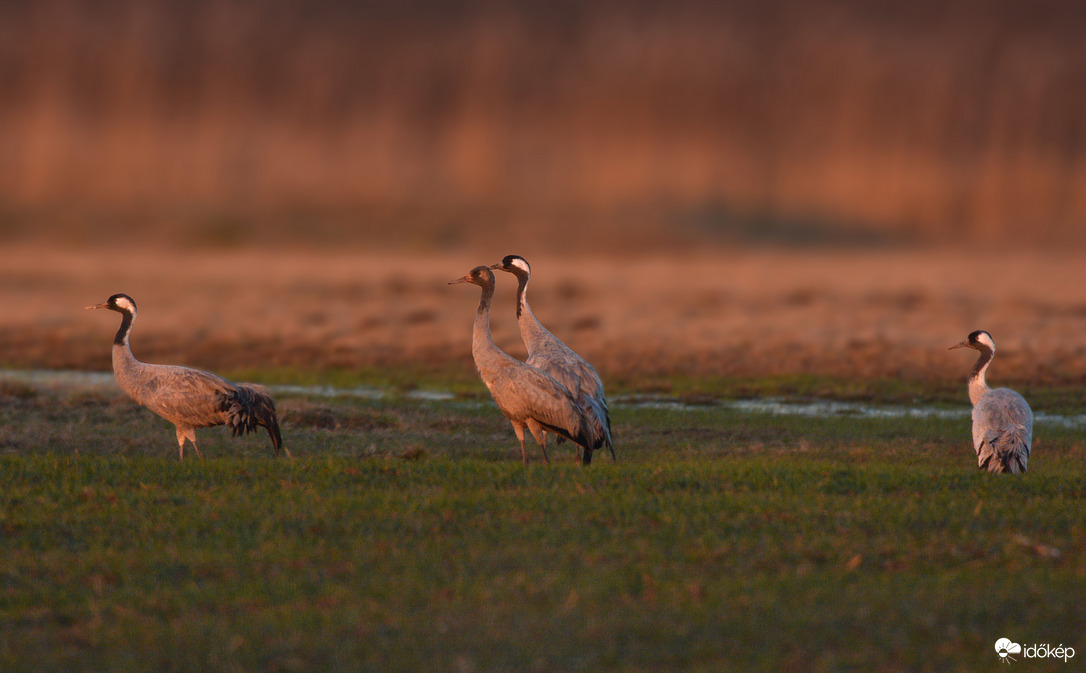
[449,266,495,288]
[949,330,995,352]
[489,254,531,278]
[85,293,138,315]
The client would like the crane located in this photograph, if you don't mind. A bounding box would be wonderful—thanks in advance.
[86,293,288,459]
[490,254,614,463]
[949,330,1032,474]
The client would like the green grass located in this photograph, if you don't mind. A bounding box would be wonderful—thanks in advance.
[1,380,1084,672]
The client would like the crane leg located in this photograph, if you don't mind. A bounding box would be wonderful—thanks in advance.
[175,426,203,460]
[512,423,529,464]
[526,420,550,464]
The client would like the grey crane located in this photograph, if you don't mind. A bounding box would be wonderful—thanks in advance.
[490,254,614,464]
[450,266,607,465]
[86,293,289,460]
[949,330,1032,474]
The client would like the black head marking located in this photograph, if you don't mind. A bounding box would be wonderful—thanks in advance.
[109,293,137,311]
[492,254,531,277]
[508,255,530,273]
[967,330,996,353]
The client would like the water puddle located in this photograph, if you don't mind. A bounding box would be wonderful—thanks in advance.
[0,370,456,402]
[615,395,967,420]
[614,395,1086,427]
[2,369,1081,426]
[0,369,117,389]
[271,383,456,402]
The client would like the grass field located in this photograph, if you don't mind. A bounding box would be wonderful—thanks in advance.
[1,375,1083,672]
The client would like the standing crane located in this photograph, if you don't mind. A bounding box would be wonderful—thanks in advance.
[949,330,1032,474]
[450,266,606,465]
[490,255,614,463]
[86,293,288,459]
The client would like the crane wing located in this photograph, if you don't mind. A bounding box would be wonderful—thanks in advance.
[134,364,236,427]
[487,364,585,442]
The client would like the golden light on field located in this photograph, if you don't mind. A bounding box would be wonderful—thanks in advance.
[4,246,1085,384]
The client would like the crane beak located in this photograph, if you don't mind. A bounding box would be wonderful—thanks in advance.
[948,339,969,350]
[85,302,109,310]
[448,275,471,285]
[488,262,503,270]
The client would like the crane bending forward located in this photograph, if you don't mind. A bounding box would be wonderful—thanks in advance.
[87,294,288,459]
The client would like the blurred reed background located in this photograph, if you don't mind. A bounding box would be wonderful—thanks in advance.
[2,0,1084,252]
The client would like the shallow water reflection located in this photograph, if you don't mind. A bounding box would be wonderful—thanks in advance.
[2,369,1081,426]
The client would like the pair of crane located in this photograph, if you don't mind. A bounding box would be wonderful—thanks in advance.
[86,256,1032,474]
[450,255,614,465]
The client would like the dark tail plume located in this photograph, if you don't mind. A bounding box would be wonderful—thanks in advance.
[224,384,290,458]
[584,395,615,461]
[577,404,608,466]
[997,428,1029,475]
[978,426,1029,475]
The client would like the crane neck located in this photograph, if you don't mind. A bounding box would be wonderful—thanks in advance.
[514,273,551,354]
[514,273,529,320]
[967,346,994,405]
[110,310,144,400]
[114,309,134,346]
[471,280,498,359]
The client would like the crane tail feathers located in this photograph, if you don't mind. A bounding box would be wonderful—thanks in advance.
[977,428,1030,475]
[581,395,614,462]
[222,384,286,456]
[577,404,609,466]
